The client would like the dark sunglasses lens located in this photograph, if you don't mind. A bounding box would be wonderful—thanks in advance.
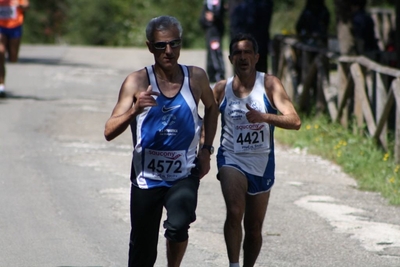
[170,39,181,47]
[153,42,167,49]
[153,39,181,49]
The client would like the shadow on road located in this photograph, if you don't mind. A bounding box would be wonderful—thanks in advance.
[0,91,58,101]
[18,57,90,68]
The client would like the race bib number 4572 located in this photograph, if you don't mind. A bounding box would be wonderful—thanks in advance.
[233,123,269,153]
[144,149,187,180]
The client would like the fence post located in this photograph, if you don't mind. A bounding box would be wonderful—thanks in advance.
[299,51,317,112]
[350,63,365,135]
[318,55,338,120]
[283,46,298,101]
[392,79,400,163]
[375,73,388,149]
[337,61,353,127]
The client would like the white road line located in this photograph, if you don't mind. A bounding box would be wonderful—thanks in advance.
[295,195,400,252]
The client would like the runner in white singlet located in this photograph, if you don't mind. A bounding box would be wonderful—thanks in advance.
[217,71,277,194]
[213,33,301,267]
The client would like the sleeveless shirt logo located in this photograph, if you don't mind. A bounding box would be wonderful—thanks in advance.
[148,150,183,160]
[161,114,176,126]
[229,100,240,107]
[250,101,260,111]
[235,124,265,131]
[162,105,181,113]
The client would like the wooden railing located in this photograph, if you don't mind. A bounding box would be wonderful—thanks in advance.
[272,34,400,163]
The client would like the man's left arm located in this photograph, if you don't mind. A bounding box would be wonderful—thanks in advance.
[246,75,301,130]
[192,67,219,178]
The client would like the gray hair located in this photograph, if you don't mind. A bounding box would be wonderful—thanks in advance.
[145,16,183,42]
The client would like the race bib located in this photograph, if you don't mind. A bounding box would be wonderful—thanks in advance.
[233,123,269,153]
[144,149,187,180]
[0,6,17,20]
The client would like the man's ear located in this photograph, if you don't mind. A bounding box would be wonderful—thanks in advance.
[255,53,260,63]
[228,55,233,64]
[146,41,153,53]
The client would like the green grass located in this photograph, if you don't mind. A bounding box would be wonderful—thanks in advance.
[275,114,400,206]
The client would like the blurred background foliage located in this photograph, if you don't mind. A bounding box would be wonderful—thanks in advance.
[22,0,395,48]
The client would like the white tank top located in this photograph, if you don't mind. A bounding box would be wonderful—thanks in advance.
[218,72,277,176]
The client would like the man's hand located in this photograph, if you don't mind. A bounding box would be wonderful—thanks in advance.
[197,149,211,179]
[246,103,265,123]
[135,85,159,113]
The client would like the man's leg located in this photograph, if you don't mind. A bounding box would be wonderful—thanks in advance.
[129,185,165,267]
[164,175,199,266]
[205,28,217,83]
[207,27,225,82]
[166,239,188,267]
[242,191,271,267]
[8,37,21,63]
[209,38,225,82]
[0,34,8,86]
[218,166,248,264]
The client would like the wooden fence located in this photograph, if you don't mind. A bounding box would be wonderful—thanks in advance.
[271,34,400,163]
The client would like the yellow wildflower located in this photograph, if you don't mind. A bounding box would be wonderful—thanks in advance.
[383,153,389,161]
[395,165,400,173]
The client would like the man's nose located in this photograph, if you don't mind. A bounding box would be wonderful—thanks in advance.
[165,44,173,53]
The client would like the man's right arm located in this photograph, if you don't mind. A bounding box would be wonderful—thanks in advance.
[104,74,138,141]
[104,70,158,141]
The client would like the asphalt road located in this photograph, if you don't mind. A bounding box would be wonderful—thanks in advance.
[0,44,399,267]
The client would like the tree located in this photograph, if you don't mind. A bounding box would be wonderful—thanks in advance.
[23,0,68,43]
[23,0,206,48]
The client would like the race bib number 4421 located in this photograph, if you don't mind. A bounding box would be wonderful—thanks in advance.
[233,123,269,153]
[144,149,187,180]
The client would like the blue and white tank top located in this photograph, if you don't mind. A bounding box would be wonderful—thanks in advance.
[218,72,277,177]
[130,65,202,189]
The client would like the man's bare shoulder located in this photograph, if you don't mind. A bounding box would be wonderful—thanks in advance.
[187,65,208,79]
[123,68,149,92]
[125,68,148,83]
[213,80,227,103]
[186,65,209,90]
[264,74,282,87]
[214,80,227,92]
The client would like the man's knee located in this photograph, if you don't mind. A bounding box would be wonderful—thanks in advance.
[244,221,263,237]
[164,223,190,242]
[163,211,195,242]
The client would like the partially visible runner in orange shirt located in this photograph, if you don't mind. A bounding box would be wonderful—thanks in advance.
[0,0,29,97]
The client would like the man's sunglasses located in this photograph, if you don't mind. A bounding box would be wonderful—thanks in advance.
[152,39,182,50]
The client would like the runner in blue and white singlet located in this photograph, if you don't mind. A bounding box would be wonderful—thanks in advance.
[130,64,202,189]
[213,33,301,267]
[217,71,277,194]
[105,16,219,267]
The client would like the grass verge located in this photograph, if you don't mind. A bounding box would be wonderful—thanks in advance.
[275,114,400,206]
